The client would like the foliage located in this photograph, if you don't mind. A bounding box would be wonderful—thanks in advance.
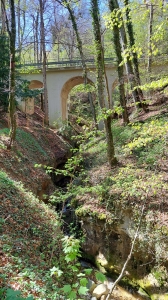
[16,129,47,158]
[0,168,65,299]
[49,235,89,299]
[123,119,168,166]
[138,77,168,92]
[0,288,33,300]
[15,78,43,99]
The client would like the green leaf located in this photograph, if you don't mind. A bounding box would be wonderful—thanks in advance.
[68,290,77,300]
[78,286,88,295]
[6,289,33,300]
[6,289,22,299]
[84,268,92,275]
[96,272,106,282]
[71,266,79,272]
[50,266,63,277]
[77,272,85,277]
[80,278,88,286]
[62,285,72,293]
[72,283,79,288]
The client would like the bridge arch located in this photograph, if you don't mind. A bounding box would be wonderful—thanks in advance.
[29,80,43,89]
[61,76,94,120]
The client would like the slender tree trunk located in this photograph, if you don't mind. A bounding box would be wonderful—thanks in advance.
[124,0,149,111]
[35,13,39,63]
[108,0,129,125]
[0,0,5,34]
[123,0,141,86]
[32,15,36,63]
[17,0,21,59]
[1,0,17,148]
[39,0,49,125]
[119,19,142,105]
[91,0,117,166]
[61,0,98,129]
[9,0,16,145]
[147,3,154,74]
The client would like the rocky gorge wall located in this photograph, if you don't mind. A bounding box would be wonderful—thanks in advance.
[77,211,168,300]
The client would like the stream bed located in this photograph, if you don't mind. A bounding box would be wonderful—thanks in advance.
[51,166,149,300]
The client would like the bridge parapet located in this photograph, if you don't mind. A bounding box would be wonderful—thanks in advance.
[17,57,117,70]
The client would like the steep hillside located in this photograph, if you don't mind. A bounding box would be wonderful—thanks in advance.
[0,109,71,299]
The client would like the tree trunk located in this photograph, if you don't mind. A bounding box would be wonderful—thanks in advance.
[17,0,21,59]
[108,0,129,125]
[124,0,149,111]
[1,0,17,148]
[6,0,16,148]
[90,0,117,166]
[61,0,98,129]
[0,0,6,34]
[123,0,141,86]
[35,13,39,63]
[39,0,49,125]
[147,3,154,74]
[119,18,142,106]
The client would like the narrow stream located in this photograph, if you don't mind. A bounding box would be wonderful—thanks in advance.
[50,168,149,300]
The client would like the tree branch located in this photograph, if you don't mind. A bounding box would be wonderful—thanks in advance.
[106,203,145,299]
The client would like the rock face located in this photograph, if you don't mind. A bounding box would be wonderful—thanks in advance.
[78,212,168,299]
[80,214,151,277]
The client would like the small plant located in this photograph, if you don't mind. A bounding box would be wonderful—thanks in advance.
[0,288,33,300]
[50,235,91,299]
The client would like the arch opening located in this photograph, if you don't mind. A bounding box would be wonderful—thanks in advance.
[29,80,43,90]
[18,80,44,115]
[61,76,94,121]
[29,80,44,111]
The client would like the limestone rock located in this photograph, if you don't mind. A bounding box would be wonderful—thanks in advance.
[91,297,97,300]
[104,280,114,290]
[87,279,97,293]
[92,283,109,299]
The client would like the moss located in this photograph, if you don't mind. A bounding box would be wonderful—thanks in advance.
[97,213,106,220]
[75,206,107,220]
[137,273,168,300]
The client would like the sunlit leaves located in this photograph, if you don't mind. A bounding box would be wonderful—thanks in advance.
[78,285,88,295]
[61,235,81,262]
[50,266,63,277]
[95,271,106,282]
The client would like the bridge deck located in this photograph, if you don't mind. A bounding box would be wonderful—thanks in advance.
[17,57,117,69]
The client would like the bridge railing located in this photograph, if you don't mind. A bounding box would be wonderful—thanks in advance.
[17,57,117,69]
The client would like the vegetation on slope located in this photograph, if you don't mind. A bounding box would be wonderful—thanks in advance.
[0,97,168,299]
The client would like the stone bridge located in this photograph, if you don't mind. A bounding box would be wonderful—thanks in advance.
[19,57,167,126]
[19,58,118,126]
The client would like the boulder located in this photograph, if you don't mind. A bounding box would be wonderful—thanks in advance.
[92,283,109,299]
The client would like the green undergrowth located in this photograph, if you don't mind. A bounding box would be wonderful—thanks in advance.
[68,116,168,217]
[0,170,65,299]
[16,129,47,159]
[63,115,168,300]
[0,128,52,194]
[72,115,168,280]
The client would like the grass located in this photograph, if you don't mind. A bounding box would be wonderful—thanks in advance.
[16,129,47,158]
